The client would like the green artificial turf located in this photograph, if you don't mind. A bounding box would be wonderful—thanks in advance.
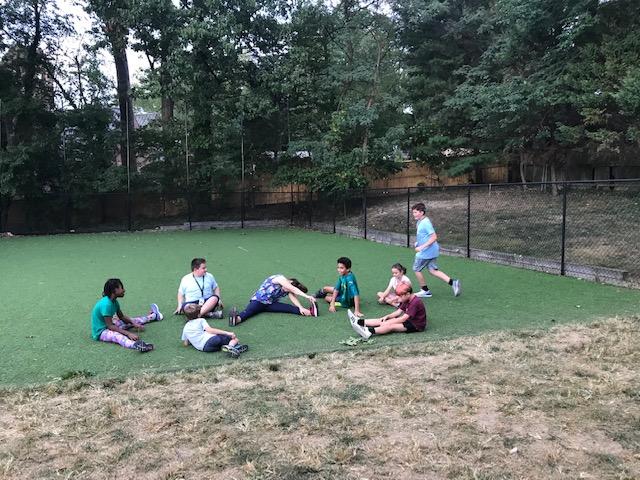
[1,228,638,386]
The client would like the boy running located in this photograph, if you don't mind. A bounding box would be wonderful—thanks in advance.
[411,202,461,298]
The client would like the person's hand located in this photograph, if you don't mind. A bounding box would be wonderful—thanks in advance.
[355,311,364,318]
[306,295,316,303]
[380,315,388,322]
[414,247,421,253]
[127,332,139,341]
[299,307,311,316]
[228,332,237,339]
[329,304,336,313]
[132,322,145,331]
[173,306,182,315]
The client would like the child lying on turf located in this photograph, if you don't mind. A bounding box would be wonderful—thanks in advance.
[182,304,248,358]
[350,283,426,340]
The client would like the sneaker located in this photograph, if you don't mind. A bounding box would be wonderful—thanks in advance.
[309,302,318,317]
[221,344,240,358]
[452,279,461,297]
[150,303,164,321]
[132,340,154,353]
[314,289,327,299]
[415,289,433,298]
[228,307,239,327]
[347,309,358,324]
[234,344,249,354]
[351,321,372,340]
[207,310,224,320]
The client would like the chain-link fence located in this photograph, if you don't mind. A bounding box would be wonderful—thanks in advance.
[2,180,639,287]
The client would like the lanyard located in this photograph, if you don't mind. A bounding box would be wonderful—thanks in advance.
[193,274,205,298]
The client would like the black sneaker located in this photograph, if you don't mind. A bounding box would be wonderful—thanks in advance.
[228,307,239,326]
[314,289,327,299]
[132,340,154,353]
[221,344,240,358]
[234,344,249,354]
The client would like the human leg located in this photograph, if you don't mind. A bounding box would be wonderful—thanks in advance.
[428,268,461,296]
[99,329,136,349]
[370,322,408,335]
[202,334,232,352]
[200,295,220,316]
[236,300,267,323]
[264,301,303,315]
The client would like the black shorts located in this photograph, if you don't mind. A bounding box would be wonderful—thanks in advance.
[403,320,419,333]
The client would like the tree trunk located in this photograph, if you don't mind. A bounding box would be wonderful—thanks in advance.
[519,152,528,188]
[112,44,135,175]
[160,70,174,122]
[550,162,558,196]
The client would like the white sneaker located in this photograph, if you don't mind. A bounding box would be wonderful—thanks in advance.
[347,309,358,324]
[351,320,372,340]
[415,289,432,298]
[150,303,164,321]
[452,279,461,297]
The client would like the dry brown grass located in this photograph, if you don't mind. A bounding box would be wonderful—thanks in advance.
[1,317,639,480]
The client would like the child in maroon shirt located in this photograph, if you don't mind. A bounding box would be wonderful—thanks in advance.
[350,283,426,339]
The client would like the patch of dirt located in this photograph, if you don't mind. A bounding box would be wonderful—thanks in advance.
[0,317,639,479]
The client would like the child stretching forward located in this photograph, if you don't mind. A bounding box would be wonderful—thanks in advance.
[182,304,248,358]
[350,283,426,340]
[376,263,412,307]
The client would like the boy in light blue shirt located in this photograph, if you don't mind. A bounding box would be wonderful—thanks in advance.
[411,202,461,298]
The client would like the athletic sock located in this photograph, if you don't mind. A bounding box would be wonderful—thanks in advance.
[368,327,376,334]
[357,319,365,326]
[421,285,430,291]
[448,279,454,286]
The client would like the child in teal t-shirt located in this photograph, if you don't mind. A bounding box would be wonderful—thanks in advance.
[91,278,163,352]
[315,257,363,317]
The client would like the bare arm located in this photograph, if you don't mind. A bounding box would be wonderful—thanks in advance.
[353,295,362,316]
[204,325,237,340]
[381,308,404,322]
[105,316,138,340]
[175,291,184,314]
[275,276,315,302]
[416,233,437,252]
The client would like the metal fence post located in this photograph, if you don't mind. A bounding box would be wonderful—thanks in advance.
[308,190,312,229]
[466,185,471,258]
[406,188,411,248]
[127,192,132,231]
[561,181,568,275]
[187,190,192,231]
[65,193,72,232]
[290,185,294,226]
[241,189,245,229]
[332,193,337,234]
[363,187,367,239]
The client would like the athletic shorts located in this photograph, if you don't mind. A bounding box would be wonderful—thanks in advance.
[182,294,220,310]
[202,334,232,352]
[403,320,420,333]
[413,257,438,272]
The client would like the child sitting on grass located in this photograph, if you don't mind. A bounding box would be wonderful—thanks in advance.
[376,263,412,307]
[350,283,426,340]
[91,278,160,353]
[182,304,248,358]
[315,256,363,317]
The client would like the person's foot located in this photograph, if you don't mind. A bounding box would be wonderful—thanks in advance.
[207,310,224,319]
[221,344,240,358]
[452,279,461,297]
[132,340,154,352]
[314,289,327,299]
[347,309,358,324]
[415,289,433,298]
[309,302,318,317]
[150,303,164,321]
[228,307,239,326]
[350,321,371,340]
[234,344,249,354]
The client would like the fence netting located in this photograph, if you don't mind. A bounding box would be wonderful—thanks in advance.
[1,180,639,287]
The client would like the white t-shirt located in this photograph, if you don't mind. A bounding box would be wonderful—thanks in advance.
[178,272,218,303]
[181,318,214,351]
[387,275,412,291]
